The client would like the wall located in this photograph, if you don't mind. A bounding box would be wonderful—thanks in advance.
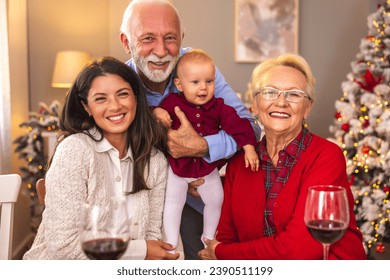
[299,0,376,137]
[27,0,110,110]
[108,0,130,62]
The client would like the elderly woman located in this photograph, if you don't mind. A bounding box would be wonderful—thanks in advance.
[198,54,367,260]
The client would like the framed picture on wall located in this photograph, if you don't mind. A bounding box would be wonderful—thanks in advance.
[234,0,299,63]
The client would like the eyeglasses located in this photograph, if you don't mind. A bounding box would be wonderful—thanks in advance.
[254,87,312,103]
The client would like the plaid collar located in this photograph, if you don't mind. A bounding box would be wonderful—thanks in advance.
[259,127,312,236]
[259,127,312,163]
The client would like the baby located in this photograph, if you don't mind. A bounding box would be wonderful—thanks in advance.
[153,49,258,253]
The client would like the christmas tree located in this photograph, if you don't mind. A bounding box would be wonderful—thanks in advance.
[13,100,60,230]
[329,2,390,253]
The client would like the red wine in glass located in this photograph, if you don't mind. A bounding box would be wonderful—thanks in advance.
[304,185,349,260]
[306,220,347,244]
[82,238,128,260]
[81,197,130,260]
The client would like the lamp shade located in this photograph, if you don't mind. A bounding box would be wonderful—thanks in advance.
[51,51,92,88]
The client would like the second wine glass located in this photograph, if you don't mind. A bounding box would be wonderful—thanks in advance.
[81,197,130,260]
[304,185,349,260]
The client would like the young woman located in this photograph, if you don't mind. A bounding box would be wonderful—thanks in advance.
[23,57,178,260]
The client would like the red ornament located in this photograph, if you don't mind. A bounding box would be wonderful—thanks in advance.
[376,243,385,253]
[383,185,390,193]
[354,69,383,92]
[341,123,350,132]
[335,112,342,119]
[361,145,370,154]
[38,107,46,114]
[363,119,370,128]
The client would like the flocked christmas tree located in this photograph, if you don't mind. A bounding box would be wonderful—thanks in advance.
[13,100,60,230]
[329,1,390,253]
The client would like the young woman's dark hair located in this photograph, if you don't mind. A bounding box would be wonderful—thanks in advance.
[57,56,166,193]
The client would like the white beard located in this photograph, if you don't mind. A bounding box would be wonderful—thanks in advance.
[132,50,179,83]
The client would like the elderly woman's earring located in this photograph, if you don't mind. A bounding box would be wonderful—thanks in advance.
[303,119,308,128]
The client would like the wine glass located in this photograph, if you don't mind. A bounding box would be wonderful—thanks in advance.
[81,197,130,260]
[304,185,349,260]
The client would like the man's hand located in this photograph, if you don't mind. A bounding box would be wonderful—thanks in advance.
[187,178,205,198]
[167,106,208,158]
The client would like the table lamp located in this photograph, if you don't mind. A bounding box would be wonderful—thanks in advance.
[51,51,92,88]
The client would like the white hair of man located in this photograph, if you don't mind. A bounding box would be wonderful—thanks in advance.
[120,0,184,45]
[120,0,184,83]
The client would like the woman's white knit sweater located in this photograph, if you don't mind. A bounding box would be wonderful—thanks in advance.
[23,131,168,260]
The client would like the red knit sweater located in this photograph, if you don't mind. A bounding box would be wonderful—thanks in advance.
[215,134,367,260]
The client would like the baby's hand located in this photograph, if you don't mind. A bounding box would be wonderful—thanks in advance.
[153,108,173,127]
[243,145,259,171]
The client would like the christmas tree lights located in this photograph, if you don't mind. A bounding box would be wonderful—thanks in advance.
[329,2,390,253]
[13,100,61,230]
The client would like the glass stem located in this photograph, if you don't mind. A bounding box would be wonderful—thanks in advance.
[323,244,330,260]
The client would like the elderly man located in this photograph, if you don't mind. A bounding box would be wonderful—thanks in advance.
[119,0,260,259]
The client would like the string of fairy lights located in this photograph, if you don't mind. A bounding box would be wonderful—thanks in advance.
[337,101,390,247]
[24,115,58,193]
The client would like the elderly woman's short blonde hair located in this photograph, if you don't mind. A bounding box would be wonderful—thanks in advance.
[250,54,316,101]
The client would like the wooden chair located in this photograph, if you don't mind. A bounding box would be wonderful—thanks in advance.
[0,174,22,260]
[36,178,46,206]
